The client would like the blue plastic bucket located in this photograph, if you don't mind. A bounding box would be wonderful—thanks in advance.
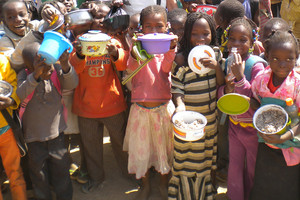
[38,31,73,65]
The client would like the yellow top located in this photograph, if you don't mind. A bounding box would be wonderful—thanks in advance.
[0,54,20,128]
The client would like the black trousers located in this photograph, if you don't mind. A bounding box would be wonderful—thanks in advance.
[27,133,73,200]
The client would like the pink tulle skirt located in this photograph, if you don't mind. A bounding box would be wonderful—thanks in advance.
[123,102,174,179]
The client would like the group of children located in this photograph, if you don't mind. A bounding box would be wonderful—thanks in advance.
[0,0,299,200]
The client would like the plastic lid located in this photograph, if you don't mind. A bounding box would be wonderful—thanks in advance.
[79,30,111,42]
[137,33,176,41]
[286,98,294,106]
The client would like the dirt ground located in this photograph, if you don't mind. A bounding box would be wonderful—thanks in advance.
[3,135,228,200]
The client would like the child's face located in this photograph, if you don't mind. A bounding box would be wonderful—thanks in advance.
[267,42,298,79]
[3,2,30,37]
[190,18,212,47]
[142,13,167,34]
[227,24,252,59]
[128,15,140,38]
[170,18,185,41]
[59,0,74,12]
[40,64,55,80]
[90,5,110,32]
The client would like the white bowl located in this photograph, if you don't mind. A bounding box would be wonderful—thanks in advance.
[0,80,13,97]
[172,111,207,141]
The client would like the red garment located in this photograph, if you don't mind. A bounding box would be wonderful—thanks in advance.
[267,72,281,93]
[70,39,128,118]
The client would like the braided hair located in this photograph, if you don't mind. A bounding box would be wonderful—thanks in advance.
[264,30,299,56]
[224,17,259,52]
[179,12,217,62]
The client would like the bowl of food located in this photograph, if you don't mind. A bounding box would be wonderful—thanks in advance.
[78,30,111,57]
[64,9,93,28]
[137,33,176,54]
[172,111,207,141]
[0,80,13,97]
[253,104,289,135]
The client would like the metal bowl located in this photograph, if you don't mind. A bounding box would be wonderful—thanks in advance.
[0,80,13,97]
[65,9,93,27]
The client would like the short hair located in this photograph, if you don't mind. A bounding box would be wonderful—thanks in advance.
[217,0,245,25]
[179,12,217,62]
[227,17,258,44]
[167,8,187,24]
[263,18,290,33]
[264,30,299,56]
[140,5,167,25]
[22,42,40,69]
[2,0,27,18]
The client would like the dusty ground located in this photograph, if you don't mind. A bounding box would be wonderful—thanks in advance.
[3,134,228,200]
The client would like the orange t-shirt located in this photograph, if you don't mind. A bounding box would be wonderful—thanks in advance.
[70,39,128,118]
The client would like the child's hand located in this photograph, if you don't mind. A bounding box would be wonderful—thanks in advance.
[230,53,245,82]
[59,50,71,73]
[224,74,235,94]
[258,131,291,144]
[33,55,46,81]
[41,4,61,24]
[0,96,14,110]
[107,41,118,60]
[199,57,218,70]
[170,34,178,50]
[73,40,85,58]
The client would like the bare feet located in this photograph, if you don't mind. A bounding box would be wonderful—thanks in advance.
[134,184,151,200]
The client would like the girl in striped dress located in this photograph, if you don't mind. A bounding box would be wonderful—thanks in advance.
[168,12,225,200]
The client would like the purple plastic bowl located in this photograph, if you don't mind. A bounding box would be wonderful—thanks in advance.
[137,33,176,54]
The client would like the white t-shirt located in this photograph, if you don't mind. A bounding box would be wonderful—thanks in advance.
[123,0,167,16]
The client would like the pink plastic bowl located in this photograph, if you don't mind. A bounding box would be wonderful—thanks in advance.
[137,33,176,54]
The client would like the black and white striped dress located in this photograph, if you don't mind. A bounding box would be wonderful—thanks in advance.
[168,47,223,200]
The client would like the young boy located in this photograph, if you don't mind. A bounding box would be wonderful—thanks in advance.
[0,0,31,56]
[0,54,27,200]
[17,43,78,200]
[70,5,129,193]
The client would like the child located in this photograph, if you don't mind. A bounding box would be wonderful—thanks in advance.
[167,8,187,42]
[168,12,224,200]
[259,17,289,60]
[250,30,300,200]
[9,0,67,72]
[218,17,267,200]
[123,5,177,200]
[260,17,290,44]
[17,43,78,200]
[69,5,129,194]
[58,0,75,12]
[0,0,31,56]
[0,54,26,200]
[214,0,245,57]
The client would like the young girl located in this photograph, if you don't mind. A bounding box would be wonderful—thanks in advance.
[251,31,300,200]
[123,5,177,200]
[168,12,225,200]
[218,17,267,200]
